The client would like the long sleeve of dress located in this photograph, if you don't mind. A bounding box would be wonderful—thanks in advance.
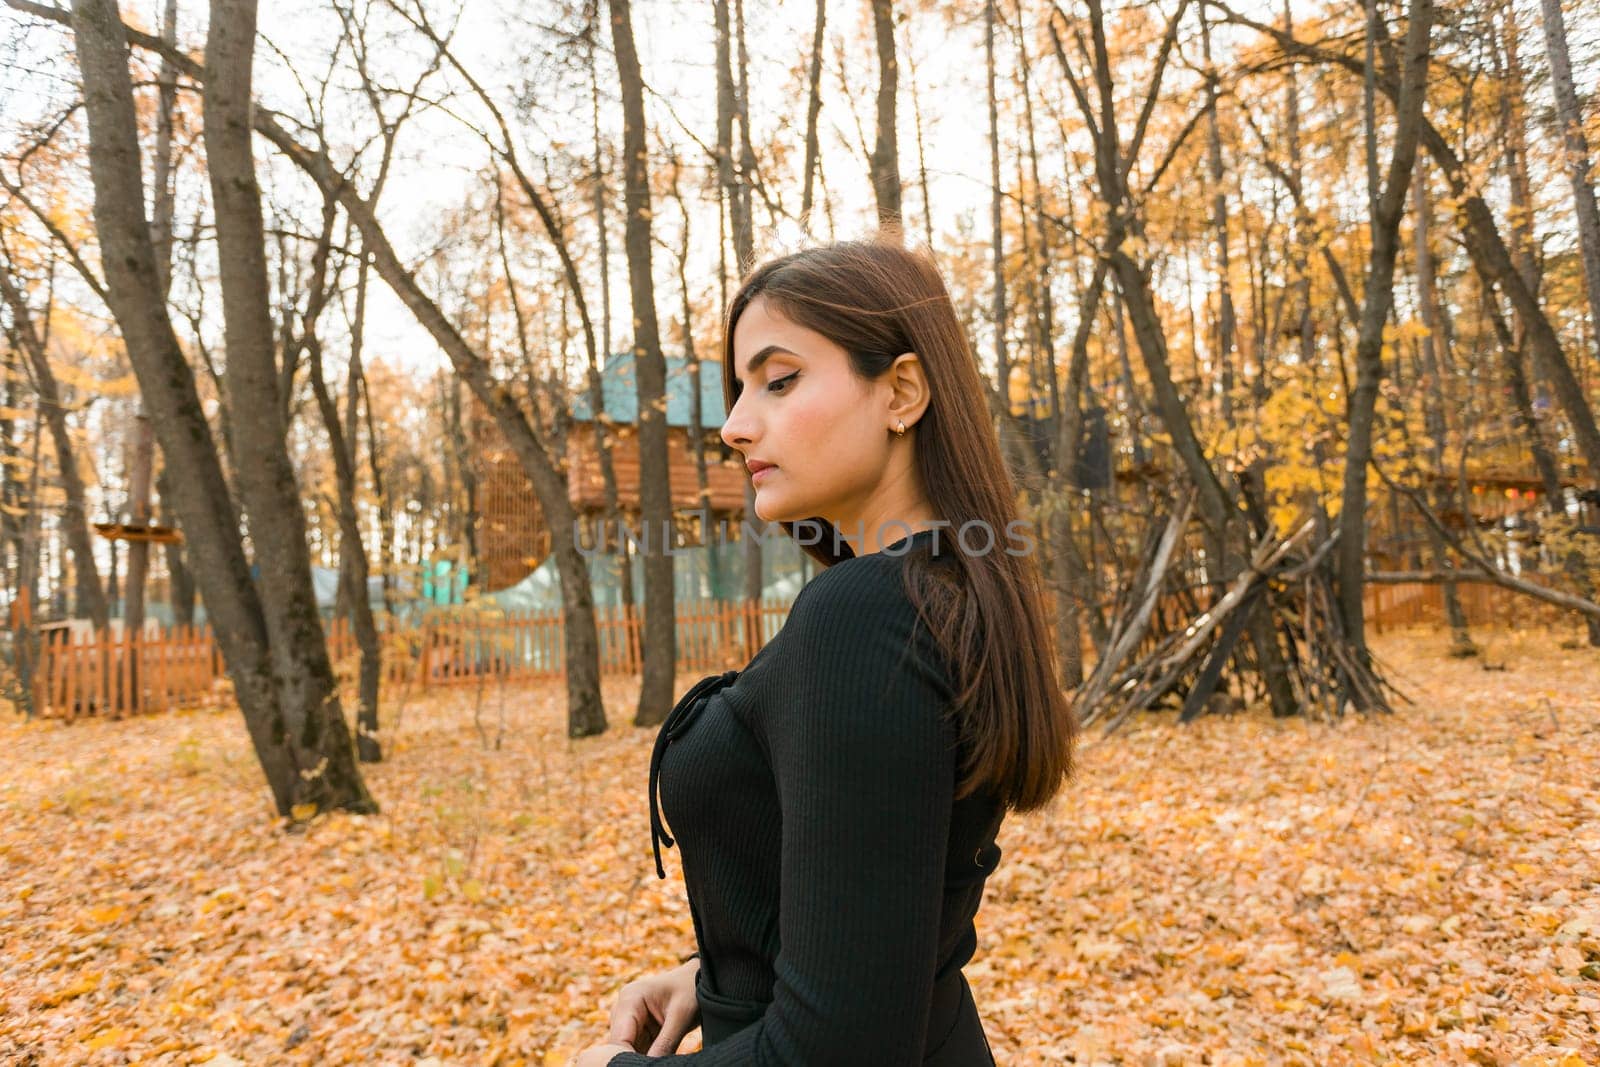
[609,558,958,1066]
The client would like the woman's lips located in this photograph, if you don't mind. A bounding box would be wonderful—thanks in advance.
[752,465,777,485]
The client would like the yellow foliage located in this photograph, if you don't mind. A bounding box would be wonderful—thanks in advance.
[1207,366,1427,536]
[1541,515,1600,587]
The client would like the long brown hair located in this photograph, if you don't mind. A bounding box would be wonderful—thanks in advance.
[722,237,1075,812]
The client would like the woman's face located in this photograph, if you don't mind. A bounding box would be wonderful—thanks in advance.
[722,296,898,527]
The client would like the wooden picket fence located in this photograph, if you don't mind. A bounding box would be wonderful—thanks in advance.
[17,582,1575,720]
[29,624,223,720]
[25,599,793,720]
[1364,577,1570,633]
[1365,582,1435,632]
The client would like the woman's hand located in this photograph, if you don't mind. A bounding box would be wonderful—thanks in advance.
[573,1041,637,1066]
[603,956,702,1056]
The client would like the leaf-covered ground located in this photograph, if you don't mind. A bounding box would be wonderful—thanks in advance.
[2,629,1597,1066]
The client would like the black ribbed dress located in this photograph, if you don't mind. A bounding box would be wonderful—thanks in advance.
[608,527,1005,1066]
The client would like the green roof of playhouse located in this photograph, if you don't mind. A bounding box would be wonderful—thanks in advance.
[571,351,728,429]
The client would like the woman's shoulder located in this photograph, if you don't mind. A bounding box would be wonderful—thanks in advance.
[789,544,916,626]
[778,541,956,689]
[758,541,957,738]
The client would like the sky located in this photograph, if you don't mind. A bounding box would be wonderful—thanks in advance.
[2,0,1595,388]
[0,0,1096,383]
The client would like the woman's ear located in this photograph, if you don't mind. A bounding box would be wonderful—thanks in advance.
[885,352,931,432]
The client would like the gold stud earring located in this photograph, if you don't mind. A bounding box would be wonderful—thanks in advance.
[894,419,906,437]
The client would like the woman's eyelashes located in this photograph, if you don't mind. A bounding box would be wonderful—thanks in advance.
[766,370,800,394]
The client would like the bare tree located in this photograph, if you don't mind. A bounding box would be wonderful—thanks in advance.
[351,0,616,738]
[712,0,764,635]
[121,0,179,643]
[904,19,934,249]
[1538,0,1600,367]
[1410,162,1475,655]
[583,0,634,621]
[986,0,1008,413]
[608,0,676,726]
[293,198,384,763]
[1334,0,1433,672]
[800,0,827,221]
[0,256,109,630]
[64,0,375,815]
[714,0,752,270]
[201,0,379,788]
[869,0,901,228]
[1050,0,1303,717]
[1199,3,1235,422]
[665,149,712,528]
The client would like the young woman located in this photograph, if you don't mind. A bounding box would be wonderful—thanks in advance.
[576,238,1076,1066]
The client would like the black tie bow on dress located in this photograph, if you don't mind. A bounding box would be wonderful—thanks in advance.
[649,670,741,879]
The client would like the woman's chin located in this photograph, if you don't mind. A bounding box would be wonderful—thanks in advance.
[752,491,798,525]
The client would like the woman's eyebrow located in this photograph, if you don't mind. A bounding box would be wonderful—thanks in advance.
[736,345,796,384]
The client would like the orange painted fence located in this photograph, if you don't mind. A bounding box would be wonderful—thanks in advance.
[1364,577,1572,633]
[20,582,1573,719]
[26,599,793,720]
[30,624,222,720]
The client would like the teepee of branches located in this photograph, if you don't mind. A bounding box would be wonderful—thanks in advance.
[1073,486,1397,735]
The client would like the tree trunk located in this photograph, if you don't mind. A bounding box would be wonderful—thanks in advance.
[906,23,935,250]
[1411,164,1474,655]
[1500,8,1541,364]
[157,468,195,625]
[669,158,713,535]
[14,408,44,715]
[714,0,752,271]
[0,264,110,631]
[609,0,676,727]
[202,0,374,805]
[1014,13,1059,434]
[448,378,479,572]
[69,0,375,815]
[589,4,613,361]
[986,0,1009,412]
[869,0,901,229]
[301,206,383,762]
[345,249,395,618]
[587,7,632,619]
[1050,260,1109,688]
[121,412,153,639]
[801,0,826,221]
[1538,0,1600,367]
[734,0,758,236]
[1283,2,1314,371]
[713,0,763,620]
[1335,0,1432,675]
[1498,8,1581,591]
[1112,253,1233,524]
[125,0,179,643]
[2,344,27,626]
[1111,284,1147,468]
[1201,7,1236,422]
[328,374,382,763]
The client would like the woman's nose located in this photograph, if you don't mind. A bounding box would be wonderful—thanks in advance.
[721,399,754,450]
